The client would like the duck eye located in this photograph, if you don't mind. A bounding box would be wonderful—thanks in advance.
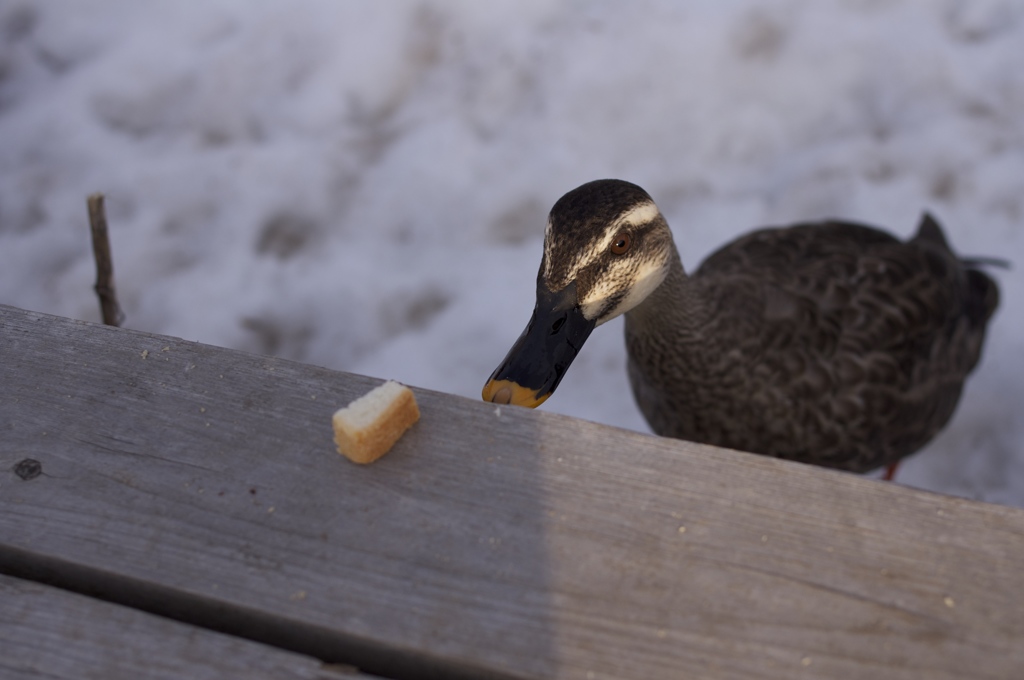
[610,232,632,255]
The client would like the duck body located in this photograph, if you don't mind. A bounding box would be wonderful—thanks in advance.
[484,179,1000,474]
[625,218,998,472]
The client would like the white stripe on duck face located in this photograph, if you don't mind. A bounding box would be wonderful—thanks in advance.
[581,251,668,324]
[542,201,661,289]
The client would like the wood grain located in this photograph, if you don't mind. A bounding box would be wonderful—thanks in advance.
[0,574,379,680]
[2,304,1024,679]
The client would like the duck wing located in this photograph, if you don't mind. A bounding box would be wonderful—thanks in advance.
[679,214,998,471]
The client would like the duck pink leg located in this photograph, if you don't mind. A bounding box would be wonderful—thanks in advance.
[882,462,900,481]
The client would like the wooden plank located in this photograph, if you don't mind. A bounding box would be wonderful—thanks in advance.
[2,303,1024,680]
[0,574,379,680]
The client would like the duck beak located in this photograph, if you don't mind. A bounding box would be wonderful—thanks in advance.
[482,281,596,408]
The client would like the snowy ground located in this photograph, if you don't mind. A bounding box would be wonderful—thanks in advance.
[2,1,1022,506]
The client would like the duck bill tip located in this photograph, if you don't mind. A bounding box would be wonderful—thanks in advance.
[481,379,550,408]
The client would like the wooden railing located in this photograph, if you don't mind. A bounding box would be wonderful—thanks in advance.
[2,304,1022,679]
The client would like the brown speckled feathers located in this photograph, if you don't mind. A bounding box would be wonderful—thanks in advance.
[625,213,999,472]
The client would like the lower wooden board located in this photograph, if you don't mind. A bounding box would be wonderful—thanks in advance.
[0,574,378,680]
[2,304,1024,679]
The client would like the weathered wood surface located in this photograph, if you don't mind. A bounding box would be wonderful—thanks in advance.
[0,574,378,680]
[2,303,1024,680]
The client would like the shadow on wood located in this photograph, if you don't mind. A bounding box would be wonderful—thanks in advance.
[0,574,381,680]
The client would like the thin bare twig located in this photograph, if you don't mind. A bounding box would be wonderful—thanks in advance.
[87,193,124,326]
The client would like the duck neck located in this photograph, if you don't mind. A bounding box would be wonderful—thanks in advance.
[625,249,711,337]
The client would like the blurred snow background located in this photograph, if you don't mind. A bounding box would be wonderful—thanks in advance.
[1,0,1021,505]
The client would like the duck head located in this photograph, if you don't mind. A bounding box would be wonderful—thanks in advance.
[482,179,675,407]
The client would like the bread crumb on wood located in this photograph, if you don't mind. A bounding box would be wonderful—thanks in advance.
[332,381,420,464]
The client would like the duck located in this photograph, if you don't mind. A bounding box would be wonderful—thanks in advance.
[482,179,1001,475]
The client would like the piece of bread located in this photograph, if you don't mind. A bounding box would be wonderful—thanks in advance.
[332,381,420,464]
